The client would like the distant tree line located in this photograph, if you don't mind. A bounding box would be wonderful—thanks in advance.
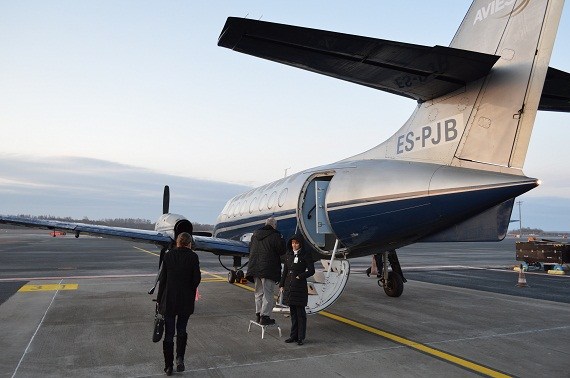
[12,214,214,232]
[507,226,568,236]
[508,226,544,235]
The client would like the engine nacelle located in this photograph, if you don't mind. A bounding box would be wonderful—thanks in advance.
[154,213,193,241]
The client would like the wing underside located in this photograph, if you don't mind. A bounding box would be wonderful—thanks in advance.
[539,67,570,112]
[0,216,249,256]
[218,17,500,102]
[219,17,569,113]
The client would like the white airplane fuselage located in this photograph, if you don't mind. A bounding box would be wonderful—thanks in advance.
[213,158,537,258]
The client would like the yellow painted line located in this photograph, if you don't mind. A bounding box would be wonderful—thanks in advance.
[234,282,254,291]
[201,278,226,283]
[19,284,78,292]
[130,245,508,376]
[132,246,160,257]
[319,311,510,378]
[227,282,508,377]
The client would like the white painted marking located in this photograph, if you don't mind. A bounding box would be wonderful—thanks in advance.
[12,279,63,378]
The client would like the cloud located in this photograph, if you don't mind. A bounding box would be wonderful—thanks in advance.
[0,154,250,224]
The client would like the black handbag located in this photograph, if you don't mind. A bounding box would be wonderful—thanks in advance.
[152,302,164,343]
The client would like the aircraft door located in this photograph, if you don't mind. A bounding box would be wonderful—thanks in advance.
[299,176,335,251]
[295,174,351,315]
[306,257,350,314]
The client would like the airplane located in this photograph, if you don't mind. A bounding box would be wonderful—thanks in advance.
[2,0,570,314]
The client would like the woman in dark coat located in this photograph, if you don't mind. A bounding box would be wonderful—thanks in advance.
[279,234,315,345]
[157,232,201,375]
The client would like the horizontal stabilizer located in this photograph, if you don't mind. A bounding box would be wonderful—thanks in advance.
[539,67,570,112]
[218,17,499,102]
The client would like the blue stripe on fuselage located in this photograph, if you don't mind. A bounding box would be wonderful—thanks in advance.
[213,181,536,258]
[213,209,297,241]
[327,181,537,257]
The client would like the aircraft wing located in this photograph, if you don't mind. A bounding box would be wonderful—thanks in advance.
[0,215,249,256]
[539,67,570,112]
[218,17,499,102]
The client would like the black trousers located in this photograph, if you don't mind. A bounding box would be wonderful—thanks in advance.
[164,314,190,343]
[289,305,307,340]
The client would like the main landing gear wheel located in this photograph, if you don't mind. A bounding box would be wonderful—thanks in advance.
[236,270,244,281]
[227,270,245,284]
[228,270,236,283]
[379,272,404,297]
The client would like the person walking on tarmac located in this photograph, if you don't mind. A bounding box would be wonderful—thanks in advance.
[279,234,315,345]
[246,216,286,325]
[157,232,201,376]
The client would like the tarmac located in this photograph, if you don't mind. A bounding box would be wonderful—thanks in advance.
[0,228,569,377]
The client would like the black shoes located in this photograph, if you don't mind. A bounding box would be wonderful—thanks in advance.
[163,340,174,376]
[176,357,185,373]
[366,267,371,277]
[259,315,275,325]
[285,337,304,345]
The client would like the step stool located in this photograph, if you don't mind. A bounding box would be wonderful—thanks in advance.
[248,320,282,339]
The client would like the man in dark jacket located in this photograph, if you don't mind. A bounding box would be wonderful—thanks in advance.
[157,232,201,376]
[246,217,286,325]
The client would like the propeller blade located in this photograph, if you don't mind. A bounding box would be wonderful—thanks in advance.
[163,185,170,214]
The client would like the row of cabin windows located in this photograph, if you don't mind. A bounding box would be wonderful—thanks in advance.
[225,188,288,218]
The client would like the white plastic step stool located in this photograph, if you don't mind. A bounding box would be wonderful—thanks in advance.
[248,320,282,339]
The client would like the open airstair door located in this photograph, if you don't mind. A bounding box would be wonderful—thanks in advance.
[306,254,350,314]
[299,174,337,251]
[297,174,350,314]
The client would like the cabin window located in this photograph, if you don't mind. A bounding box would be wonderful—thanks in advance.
[249,197,258,214]
[239,200,248,216]
[268,191,277,209]
[259,194,268,212]
[278,188,288,207]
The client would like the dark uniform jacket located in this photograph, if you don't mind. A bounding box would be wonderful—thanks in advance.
[157,247,201,316]
[279,236,315,306]
[246,225,286,282]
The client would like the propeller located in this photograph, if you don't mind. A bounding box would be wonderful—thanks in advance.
[163,185,170,214]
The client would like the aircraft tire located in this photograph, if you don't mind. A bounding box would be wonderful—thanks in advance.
[383,272,404,297]
[227,270,236,284]
[236,269,244,281]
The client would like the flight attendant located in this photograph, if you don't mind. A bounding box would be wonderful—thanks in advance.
[279,234,315,345]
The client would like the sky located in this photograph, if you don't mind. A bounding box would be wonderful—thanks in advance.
[1,1,569,228]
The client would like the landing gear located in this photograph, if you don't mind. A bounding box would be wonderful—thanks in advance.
[227,270,236,283]
[379,272,404,297]
[227,269,244,283]
[377,250,406,297]
[223,256,247,284]
[236,269,245,281]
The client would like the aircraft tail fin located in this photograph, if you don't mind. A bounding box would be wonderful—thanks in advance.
[349,0,565,173]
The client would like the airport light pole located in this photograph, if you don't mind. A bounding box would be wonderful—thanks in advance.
[516,200,523,237]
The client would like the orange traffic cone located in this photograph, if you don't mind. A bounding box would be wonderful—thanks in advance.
[516,265,529,288]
